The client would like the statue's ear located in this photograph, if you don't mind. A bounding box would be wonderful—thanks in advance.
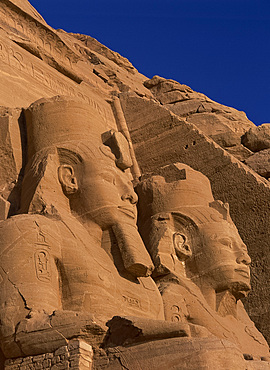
[58,165,78,195]
[173,233,192,261]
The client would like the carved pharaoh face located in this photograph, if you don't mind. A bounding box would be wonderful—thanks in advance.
[190,220,251,295]
[59,147,138,229]
[78,156,138,228]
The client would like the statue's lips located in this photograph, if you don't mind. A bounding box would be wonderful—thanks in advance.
[234,268,250,278]
[118,206,136,219]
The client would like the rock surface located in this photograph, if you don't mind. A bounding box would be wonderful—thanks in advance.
[245,149,270,179]
[226,144,253,162]
[242,124,270,152]
[144,75,255,146]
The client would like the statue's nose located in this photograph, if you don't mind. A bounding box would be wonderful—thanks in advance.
[236,247,251,266]
[121,191,138,204]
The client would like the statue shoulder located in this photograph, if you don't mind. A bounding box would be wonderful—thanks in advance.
[0,214,62,249]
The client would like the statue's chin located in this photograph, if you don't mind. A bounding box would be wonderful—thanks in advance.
[217,281,251,300]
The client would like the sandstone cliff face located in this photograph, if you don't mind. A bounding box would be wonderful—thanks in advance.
[144,75,255,136]
[0,0,270,358]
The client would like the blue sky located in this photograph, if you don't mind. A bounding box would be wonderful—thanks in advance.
[29,0,270,126]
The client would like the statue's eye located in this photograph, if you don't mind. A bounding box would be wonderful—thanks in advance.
[102,173,116,184]
[218,237,233,248]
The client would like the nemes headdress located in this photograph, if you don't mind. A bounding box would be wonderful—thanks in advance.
[136,163,233,275]
[24,96,109,160]
[21,96,133,212]
[137,163,232,226]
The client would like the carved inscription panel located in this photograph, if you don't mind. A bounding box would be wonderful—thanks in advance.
[0,1,79,68]
[0,33,114,124]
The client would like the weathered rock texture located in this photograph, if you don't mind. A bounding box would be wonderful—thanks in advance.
[0,1,270,369]
[241,124,270,180]
[144,75,255,140]
[245,149,270,179]
[242,124,270,152]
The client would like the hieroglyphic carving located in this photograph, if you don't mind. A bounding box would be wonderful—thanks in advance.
[0,0,80,69]
[0,40,25,72]
[122,295,141,308]
[0,36,110,121]
[35,250,51,282]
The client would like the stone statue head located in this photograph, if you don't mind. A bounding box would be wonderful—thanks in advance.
[136,163,251,298]
[21,96,137,227]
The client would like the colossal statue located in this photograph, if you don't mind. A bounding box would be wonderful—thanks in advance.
[0,96,164,358]
[136,163,270,360]
[0,97,269,369]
